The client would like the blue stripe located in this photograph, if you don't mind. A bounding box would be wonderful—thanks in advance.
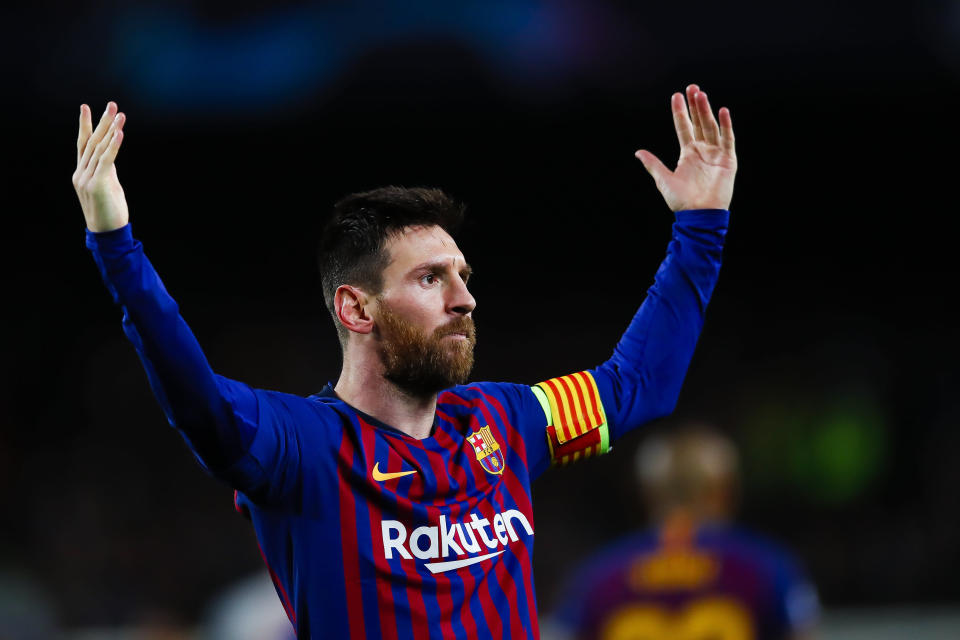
[466,559,495,639]
[350,421,384,640]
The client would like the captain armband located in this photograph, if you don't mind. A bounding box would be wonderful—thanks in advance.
[532,371,611,466]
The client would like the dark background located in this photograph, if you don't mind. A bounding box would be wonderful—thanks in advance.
[2,0,959,630]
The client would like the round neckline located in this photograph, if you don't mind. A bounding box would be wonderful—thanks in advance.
[315,382,444,442]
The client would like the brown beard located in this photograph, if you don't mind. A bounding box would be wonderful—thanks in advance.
[375,297,477,397]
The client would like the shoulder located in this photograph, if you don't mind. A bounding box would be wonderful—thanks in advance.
[716,527,821,629]
[439,381,546,424]
[570,530,661,585]
[709,526,806,574]
[241,386,352,441]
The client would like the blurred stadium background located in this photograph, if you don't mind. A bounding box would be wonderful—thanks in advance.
[2,0,959,637]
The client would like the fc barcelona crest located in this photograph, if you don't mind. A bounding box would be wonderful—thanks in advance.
[468,426,505,475]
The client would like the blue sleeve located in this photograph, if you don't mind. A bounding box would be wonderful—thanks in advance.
[591,209,728,440]
[85,224,312,504]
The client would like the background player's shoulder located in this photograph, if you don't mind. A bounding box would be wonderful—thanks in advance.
[570,530,662,584]
[715,526,803,567]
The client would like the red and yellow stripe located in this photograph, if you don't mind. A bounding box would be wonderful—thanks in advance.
[535,371,609,466]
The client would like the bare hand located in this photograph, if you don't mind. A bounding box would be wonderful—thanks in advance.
[73,102,129,232]
[636,85,737,211]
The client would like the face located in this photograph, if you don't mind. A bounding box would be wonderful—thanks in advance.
[373,225,477,395]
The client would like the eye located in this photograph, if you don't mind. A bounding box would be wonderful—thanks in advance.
[420,273,438,286]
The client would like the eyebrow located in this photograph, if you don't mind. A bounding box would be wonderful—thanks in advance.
[412,260,474,278]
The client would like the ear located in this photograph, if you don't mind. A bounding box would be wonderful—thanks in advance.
[334,285,374,335]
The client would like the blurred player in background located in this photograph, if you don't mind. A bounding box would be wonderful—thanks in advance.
[546,425,819,640]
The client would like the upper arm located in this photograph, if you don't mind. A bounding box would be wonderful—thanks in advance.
[194,378,338,509]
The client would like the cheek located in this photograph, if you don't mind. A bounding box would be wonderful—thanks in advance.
[388,289,444,326]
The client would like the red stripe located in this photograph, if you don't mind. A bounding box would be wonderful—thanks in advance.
[357,420,417,639]
[543,379,572,441]
[569,372,596,431]
[435,411,483,640]
[553,428,601,460]
[577,371,603,429]
[448,406,503,639]
[390,436,459,640]
[558,376,586,438]
[337,431,367,640]
[462,416,504,639]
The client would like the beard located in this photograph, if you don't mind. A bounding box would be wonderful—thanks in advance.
[376,297,477,397]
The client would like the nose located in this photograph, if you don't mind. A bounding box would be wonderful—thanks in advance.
[448,276,476,316]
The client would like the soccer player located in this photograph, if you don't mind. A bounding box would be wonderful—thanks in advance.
[73,84,736,639]
[544,426,820,640]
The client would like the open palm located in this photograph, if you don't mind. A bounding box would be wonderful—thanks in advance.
[636,85,737,212]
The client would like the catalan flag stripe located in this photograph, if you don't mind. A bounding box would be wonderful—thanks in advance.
[536,371,606,444]
[542,379,571,442]
[557,375,588,438]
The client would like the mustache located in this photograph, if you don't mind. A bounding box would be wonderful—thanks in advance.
[434,316,476,340]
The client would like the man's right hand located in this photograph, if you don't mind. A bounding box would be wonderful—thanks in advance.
[73,102,129,233]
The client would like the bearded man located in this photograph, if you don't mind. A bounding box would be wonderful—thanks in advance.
[73,84,737,639]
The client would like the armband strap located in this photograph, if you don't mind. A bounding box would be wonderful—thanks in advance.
[532,371,610,466]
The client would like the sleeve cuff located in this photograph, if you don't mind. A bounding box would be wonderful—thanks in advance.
[85,223,135,253]
[675,209,730,227]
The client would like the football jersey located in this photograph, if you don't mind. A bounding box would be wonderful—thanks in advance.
[550,522,820,640]
[86,209,729,639]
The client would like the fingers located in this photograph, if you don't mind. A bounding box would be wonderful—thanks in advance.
[719,106,735,153]
[77,104,92,165]
[686,85,703,141]
[696,91,721,146]
[635,149,672,192]
[671,92,694,148]
[93,114,126,178]
[78,102,117,172]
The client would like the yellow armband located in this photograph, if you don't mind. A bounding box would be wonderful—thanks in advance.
[532,371,610,466]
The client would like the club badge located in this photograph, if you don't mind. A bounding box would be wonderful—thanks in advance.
[468,425,505,475]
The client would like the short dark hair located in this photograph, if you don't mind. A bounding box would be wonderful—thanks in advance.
[318,186,465,343]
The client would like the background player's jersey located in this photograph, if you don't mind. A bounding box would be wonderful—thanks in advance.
[85,210,729,639]
[551,523,820,640]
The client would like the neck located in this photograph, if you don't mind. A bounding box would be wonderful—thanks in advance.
[334,346,437,440]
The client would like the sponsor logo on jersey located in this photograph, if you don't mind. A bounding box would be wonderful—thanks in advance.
[468,425,505,475]
[371,462,418,482]
[381,508,534,573]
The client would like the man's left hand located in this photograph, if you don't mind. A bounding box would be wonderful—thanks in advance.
[636,84,737,212]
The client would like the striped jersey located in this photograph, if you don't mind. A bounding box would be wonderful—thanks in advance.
[549,522,820,640]
[86,210,729,639]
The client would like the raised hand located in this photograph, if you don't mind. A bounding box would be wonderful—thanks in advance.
[635,85,737,212]
[73,102,129,232]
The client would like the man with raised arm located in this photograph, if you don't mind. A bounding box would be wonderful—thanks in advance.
[74,84,736,639]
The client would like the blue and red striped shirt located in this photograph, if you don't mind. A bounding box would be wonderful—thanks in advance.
[548,523,820,640]
[86,210,728,639]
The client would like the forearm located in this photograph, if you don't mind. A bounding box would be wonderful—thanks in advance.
[595,209,728,439]
[86,224,255,470]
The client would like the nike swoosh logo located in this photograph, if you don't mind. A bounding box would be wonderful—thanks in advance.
[424,551,505,574]
[371,462,418,482]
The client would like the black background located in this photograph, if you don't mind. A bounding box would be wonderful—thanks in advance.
[2,0,959,628]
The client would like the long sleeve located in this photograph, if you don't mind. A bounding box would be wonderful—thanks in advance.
[85,225,280,487]
[593,208,728,440]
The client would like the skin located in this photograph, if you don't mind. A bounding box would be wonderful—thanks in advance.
[333,225,475,438]
[73,84,737,439]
